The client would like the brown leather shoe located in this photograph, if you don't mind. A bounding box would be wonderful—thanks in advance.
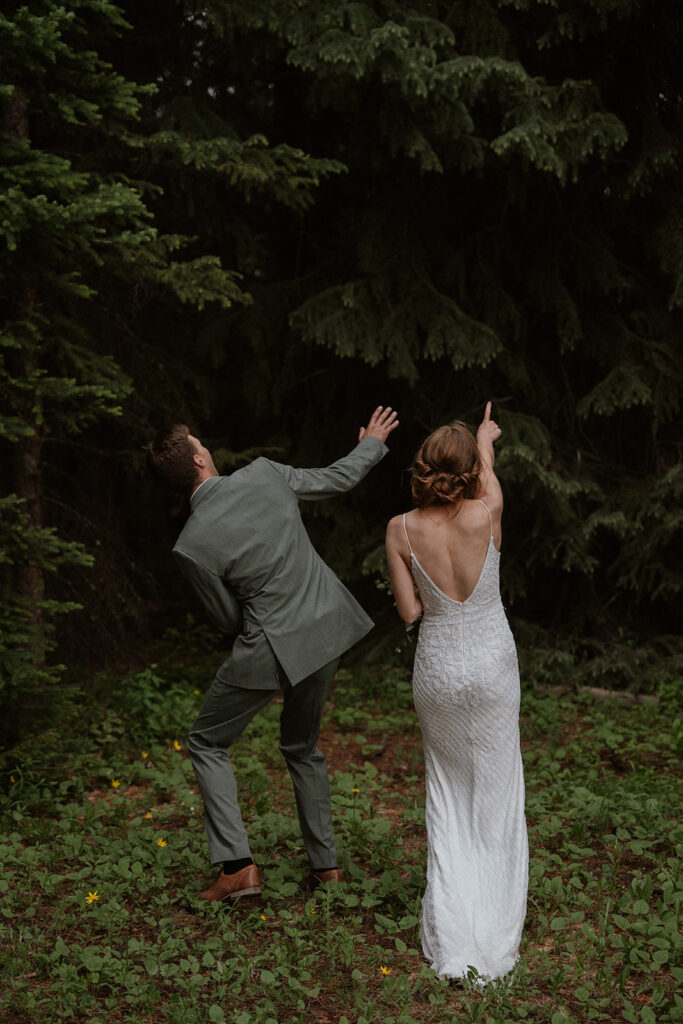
[198,864,261,902]
[307,867,344,890]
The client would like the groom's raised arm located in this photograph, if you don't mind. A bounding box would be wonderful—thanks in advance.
[266,436,385,500]
[266,406,399,501]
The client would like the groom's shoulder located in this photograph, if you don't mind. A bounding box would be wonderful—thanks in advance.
[180,459,289,530]
[198,458,274,495]
[231,456,281,478]
[232,457,292,490]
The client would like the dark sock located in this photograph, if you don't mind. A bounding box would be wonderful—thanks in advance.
[223,857,253,874]
[312,865,337,873]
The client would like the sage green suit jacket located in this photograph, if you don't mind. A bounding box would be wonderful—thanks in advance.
[172,436,387,689]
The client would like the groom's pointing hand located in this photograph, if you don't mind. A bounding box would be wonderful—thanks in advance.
[358,406,399,444]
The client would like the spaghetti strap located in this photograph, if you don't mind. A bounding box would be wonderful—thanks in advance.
[402,513,414,555]
[478,499,493,538]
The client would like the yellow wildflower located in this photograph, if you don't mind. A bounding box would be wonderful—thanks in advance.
[380,965,392,975]
[156,837,167,847]
[310,907,317,915]
[145,812,153,819]
[111,779,121,788]
[352,788,360,793]
[142,751,149,759]
[85,891,99,904]
[260,914,267,920]
[194,689,200,695]
[10,775,15,783]
[173,740,182,751]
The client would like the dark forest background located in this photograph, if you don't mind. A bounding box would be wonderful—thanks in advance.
[1,0,681,748]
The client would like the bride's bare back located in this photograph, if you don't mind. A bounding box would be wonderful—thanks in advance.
[386,402,504,622]
[404,499,499,603]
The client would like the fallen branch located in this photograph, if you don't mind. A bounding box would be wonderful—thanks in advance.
[536,684,659,705]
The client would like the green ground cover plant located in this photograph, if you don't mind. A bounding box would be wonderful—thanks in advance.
[0,634,681,1024]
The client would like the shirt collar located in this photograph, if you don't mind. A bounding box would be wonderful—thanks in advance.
[191,477,212,500]
[190,476,219,509]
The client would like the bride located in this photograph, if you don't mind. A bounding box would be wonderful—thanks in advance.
[385,402,528,982]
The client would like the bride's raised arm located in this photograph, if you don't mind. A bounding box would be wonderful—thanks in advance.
[476,401,503,511]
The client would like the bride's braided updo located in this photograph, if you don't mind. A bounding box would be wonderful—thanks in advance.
[411,420,481,509]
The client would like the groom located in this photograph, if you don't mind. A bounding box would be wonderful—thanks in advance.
[147,407,398,901]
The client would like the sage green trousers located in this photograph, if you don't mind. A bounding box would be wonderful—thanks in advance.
[187,657,339,869]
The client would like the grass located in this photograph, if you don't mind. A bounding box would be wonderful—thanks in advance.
[0,630,681,1024]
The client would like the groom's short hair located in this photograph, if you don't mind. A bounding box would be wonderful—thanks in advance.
[146,424,198,493]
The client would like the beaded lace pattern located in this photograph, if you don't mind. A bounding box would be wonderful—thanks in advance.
[403,504,528,983]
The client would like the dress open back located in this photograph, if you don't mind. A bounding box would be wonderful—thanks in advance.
[404,503,528,982]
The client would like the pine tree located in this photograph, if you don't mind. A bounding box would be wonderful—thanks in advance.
[123,0,680,684]
[0,0,341,726]
[4,0,680,725]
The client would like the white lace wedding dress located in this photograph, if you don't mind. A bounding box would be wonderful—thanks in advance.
[404,503,528,982]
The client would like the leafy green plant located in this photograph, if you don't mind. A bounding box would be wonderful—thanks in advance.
[1,648,681,1023]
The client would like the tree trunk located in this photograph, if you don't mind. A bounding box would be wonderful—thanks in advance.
[15,431,45,606]
[4,86,47,660]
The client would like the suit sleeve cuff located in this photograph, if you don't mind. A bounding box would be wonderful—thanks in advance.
[357,436,389,457]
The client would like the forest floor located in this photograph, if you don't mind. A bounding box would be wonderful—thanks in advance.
[0,630,681,1024]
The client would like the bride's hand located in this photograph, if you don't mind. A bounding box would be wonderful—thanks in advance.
[359,406,399,443]
[476,401,501,445]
